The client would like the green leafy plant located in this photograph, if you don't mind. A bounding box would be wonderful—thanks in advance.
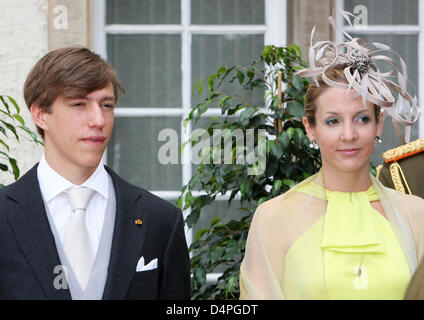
[177,44,322,299]
[0,95,43,187]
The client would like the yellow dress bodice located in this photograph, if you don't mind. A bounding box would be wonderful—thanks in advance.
[282,184,411,299]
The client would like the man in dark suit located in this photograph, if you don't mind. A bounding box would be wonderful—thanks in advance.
[0,47,191,299]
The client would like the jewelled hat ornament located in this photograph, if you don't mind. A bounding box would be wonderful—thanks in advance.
[295,10,420,144]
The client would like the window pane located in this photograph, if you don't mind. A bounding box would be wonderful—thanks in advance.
[192,34,264,107]
[108,117,182,190]
[191,0,264,24]
[344,0,418,25]
[349,34,419,165]
[106,0,181,24]
[107,35,181,108]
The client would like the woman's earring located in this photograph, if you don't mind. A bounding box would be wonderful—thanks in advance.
[375,136,382,144]
[309,139,319,150]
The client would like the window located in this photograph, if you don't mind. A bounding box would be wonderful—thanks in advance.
[93,0,286,267]
[336,0,422,164]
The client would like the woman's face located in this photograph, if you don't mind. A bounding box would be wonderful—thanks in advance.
[303,87,384,174]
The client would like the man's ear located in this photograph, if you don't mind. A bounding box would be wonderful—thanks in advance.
[30,103,48,132]
[302,116,315,141]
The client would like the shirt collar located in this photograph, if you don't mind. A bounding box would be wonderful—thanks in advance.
[37,153,109,202]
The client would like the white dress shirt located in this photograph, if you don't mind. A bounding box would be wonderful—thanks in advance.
[37,153,110,256]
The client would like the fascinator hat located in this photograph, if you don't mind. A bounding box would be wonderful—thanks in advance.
[295,10,419,144]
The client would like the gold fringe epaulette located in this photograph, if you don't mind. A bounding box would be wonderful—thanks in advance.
[376,164,383,179]
[382,138,424,164]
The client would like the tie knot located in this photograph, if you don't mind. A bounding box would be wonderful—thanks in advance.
[65,187,95,212]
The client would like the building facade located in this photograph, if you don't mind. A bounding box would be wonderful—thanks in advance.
[1,1,423,276]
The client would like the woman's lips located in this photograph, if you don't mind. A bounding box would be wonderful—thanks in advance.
[338,148,360,156]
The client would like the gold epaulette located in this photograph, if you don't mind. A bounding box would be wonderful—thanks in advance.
[376,164,383,179]
[382,138,424,164]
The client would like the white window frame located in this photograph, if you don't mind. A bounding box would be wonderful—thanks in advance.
[335,0,424,138]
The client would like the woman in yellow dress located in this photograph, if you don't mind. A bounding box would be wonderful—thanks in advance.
[239,12,424,300]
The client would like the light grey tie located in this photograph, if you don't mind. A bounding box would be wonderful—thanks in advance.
[64,187,95,290]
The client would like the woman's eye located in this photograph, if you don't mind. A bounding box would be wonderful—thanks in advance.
[72,102,84,107]
[102,103,114,108]
[356,115,370,123]
[326,118,339,126]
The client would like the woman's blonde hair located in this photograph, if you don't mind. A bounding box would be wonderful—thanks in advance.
[304,65,380,126]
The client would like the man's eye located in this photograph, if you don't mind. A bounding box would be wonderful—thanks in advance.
[326,118,339,126]
[102,104,114,108]
[72,102,84,107]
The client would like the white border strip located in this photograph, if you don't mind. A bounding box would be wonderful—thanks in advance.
[335,0,344,44]
[419,0,424,138]
[105,24,266,34]
[114,107,269,117]
[92,0,107,58]
[344,25,420,35]
[151,190,241,201]
[265,0,286,46]
[181,0,193,246]
[114,108,185,117]
[181,0,192,189]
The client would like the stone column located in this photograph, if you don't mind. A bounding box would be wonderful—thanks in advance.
[48,0,93,50]
[0,0,48,185]
[287,0,334,61]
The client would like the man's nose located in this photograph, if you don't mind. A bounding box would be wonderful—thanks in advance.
[88,103,105,127]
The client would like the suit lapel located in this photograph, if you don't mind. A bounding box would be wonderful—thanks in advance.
[5,164,71,300]
[6,164,149,299]
[102,167,148,300]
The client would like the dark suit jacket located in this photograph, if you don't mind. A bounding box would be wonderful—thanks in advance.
[405,259,424,299]
[0,164,191,300]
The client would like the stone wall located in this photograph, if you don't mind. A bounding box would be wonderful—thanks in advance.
[0,0,93,186]
[48,0,92,50]
[0,0,48,186]
[287,0,334,61]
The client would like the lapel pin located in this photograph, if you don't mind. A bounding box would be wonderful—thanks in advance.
[135,219,143,226]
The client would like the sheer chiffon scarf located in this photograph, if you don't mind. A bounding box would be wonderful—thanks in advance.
[239,169,424,299]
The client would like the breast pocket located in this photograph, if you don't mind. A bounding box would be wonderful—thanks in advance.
[126,269,159,300]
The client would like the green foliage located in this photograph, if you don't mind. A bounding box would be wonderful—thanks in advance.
[177,44,322,299]
[0,95,43,187]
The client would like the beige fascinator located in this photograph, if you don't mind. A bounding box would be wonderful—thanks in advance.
[296,10,419,144]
